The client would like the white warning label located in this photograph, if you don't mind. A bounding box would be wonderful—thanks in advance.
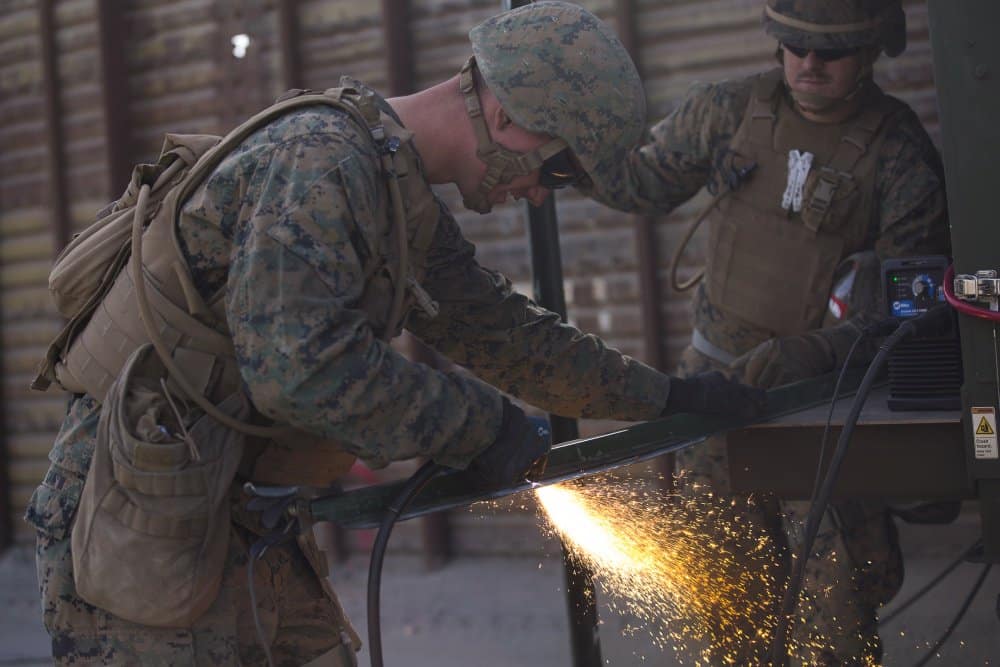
[972,407,998,459]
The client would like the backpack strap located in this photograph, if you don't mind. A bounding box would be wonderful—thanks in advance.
[746,68,784,150]
[129,87,411,436]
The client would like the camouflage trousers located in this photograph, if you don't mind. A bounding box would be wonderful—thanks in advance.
[675,345,903,666]
[34,506,358,666]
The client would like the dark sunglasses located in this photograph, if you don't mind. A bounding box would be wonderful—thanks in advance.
[539,150,583,189]
[783,43,860,62]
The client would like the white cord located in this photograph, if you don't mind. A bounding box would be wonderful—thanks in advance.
[781,149,814,212]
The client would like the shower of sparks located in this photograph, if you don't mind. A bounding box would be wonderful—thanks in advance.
[533,474,859,666]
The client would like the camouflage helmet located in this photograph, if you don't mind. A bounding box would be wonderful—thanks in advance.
[763,0,907,58]
[469,1,646,193]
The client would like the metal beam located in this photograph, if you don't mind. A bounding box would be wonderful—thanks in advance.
[277,0,303,90]
[39,0,71,253]
[3,0,73,552]
[614,0,674,499]
[927,0,1000,559]
[95,0,132,195]
[614,0,665,372]
[215,2,269,131]
[379,0,450,567]
[381,0,415,96]
[311,369,867,528]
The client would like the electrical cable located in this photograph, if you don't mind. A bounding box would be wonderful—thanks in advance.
[368,461,447,667]
[808,331,866,506]
[912,563,992,667]
[247,553,274,667]
[880,540,982,626]
[943,264,1000,322]
[768,308,943,665]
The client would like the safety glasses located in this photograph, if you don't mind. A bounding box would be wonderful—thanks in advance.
[539,150,583,189]
[783,43,861,62]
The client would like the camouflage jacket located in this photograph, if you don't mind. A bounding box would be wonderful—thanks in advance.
[594,73,950,261]
[37,90,671,489]
[590,72,951,359]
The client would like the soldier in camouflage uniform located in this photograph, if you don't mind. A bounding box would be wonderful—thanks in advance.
[591,0,950,664]
[24,3,765,665]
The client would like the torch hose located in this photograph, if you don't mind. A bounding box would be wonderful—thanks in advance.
[368,461,448,667]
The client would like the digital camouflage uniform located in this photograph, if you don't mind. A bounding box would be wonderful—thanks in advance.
[25,5,674,663]
[593,70,949,665]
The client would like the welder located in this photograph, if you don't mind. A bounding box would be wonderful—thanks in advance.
[23,3,765,665]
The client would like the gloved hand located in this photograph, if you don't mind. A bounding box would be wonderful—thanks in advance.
[467,398,552,487]
[730,318,877,389]
[730,334,835,389]
[662,371,767,420]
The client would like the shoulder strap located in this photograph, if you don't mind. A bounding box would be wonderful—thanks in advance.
[745,68,784,149]
[803,87,897,230]
[172,87,386,214]
[168,85,410,340]
[129,87,409,436]
[827,89,895,176]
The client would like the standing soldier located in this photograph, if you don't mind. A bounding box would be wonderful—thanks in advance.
[591,0,950,663]
[24,2,764,665]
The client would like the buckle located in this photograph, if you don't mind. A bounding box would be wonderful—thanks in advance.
[804,166,853,231]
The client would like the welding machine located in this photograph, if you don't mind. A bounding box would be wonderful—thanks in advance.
[882,255,963,410]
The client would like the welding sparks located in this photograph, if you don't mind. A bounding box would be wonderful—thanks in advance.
[534,475,833,665]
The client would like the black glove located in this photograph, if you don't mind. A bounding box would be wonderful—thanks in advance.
[662,371,767,420]
[467,398,552,487]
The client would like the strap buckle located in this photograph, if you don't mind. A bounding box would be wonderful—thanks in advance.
[804,167,851,230]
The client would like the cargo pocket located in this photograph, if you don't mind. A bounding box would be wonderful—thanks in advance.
[24,465,85,542]
[71,344,249,628]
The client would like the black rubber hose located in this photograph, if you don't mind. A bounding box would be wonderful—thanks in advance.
[809,332,865,506]
[368,460,447,667]
[913,563,992,667]
[769,317,920,665]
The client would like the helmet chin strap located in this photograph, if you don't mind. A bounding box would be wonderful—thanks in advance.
[458,58,567,214]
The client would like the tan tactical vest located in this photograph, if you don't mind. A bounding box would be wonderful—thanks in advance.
[36,83,440,487]
[702,68,902,343]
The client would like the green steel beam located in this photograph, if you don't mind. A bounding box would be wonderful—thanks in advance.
[927,0,1000,559]
[310,369,868,529]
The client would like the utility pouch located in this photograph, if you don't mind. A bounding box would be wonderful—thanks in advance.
[71,344,248,628]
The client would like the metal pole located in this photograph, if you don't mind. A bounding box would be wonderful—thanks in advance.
[39,0,71,254]
[95,0,132,193]
[526,196,603,666]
